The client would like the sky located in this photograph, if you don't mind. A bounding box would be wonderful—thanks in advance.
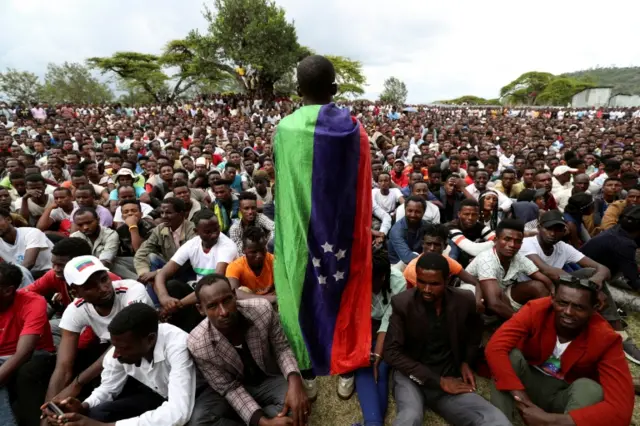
[2,0,640,103]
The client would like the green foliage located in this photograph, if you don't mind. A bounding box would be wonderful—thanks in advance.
[437,95,501,105]
[563,67,640,95]
[325,55,366,98]
[0,68,42,104]
[535,77,595,106]
[203,0,303,98]
[500,71,555,105]
[379,77,408,105]
[40,62,113,104]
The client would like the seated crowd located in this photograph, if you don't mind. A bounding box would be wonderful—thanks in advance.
[0,95,639,426]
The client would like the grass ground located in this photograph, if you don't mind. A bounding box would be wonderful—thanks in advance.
[307,312,640,425]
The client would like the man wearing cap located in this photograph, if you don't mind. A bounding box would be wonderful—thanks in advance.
[486,275,634,426]
[42,255,154,408]
[391,159,409,188]
[108,169,148,215]
[551,165,577,197]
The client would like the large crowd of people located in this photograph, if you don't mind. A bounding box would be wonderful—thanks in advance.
[0,54,639,426]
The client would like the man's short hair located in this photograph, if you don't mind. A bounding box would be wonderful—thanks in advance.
[0,263,22,289]
[25,173,45,184]
[424,224,449,241]
[51,238,93,258]
[501,169,517,178]
[297,55,336,100]
[212,179,232,188]
[496,218,525,236]
[120,199,141,209]
[555,278,598,306]
[108,303,158,338]
[460,199,479,209]
[404,195,426,212]
[53,187,72,196]
[416,252,450,278]
[604,160,621,173]
[76,184,96,197]
[193,208,216,225]
[238,191,258,203]
[9,171,25,181]
[243,226,267,247]
[74,206,98,220]
[194,273,231,302]
[0,207,10,219]
[162,197,186,213]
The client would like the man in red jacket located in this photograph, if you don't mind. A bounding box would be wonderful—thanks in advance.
[486,276,634,426]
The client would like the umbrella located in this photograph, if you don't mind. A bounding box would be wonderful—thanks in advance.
[403,107,417,113]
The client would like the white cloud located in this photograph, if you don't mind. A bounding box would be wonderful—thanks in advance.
[1,0,639,103]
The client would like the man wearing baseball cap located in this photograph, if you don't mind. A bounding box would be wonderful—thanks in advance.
[551,165,577,196]
[42,256,154,406]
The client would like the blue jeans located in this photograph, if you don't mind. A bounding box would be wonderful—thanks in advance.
[0,386,17,426]
[354,340,390,426]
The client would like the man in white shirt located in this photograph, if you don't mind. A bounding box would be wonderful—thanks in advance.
[395,180,440,223]
[465,170,512,212]
[0,208,53,278]
[372,172,404,216]
[43,256,154,407]
[49,303,196,426]
[155,209,238,332]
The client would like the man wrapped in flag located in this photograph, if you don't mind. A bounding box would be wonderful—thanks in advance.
[274,55,373,386]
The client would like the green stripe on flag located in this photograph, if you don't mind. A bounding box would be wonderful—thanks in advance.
[273,104,320,370]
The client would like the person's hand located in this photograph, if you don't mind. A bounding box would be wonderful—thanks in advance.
[440,377,473,395]
[259,417,293,426]
[373,356,381,383]
[371,230,385,246]
[460,362,476,391]
[510,390,532,406]
[138,271,158,284]
[515,395,553,426]
[474,287,485,314]
[51,379,83,404]
[51,292,63,304]
[159,295,182,314]
[279,374,310,426]
[27,189,44,199]
[57,412,106,426]
[57,397,85,414]
[124,214,140,227]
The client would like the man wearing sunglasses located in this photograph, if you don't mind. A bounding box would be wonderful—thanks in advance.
[486,275,634,426]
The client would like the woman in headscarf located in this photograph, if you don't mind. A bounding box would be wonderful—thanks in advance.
[478,190,501,231]
[563,192,594,248]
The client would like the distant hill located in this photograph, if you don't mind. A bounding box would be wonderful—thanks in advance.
[563,67,640,95]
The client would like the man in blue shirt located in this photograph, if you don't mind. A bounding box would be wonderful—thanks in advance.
[387,196,430,268]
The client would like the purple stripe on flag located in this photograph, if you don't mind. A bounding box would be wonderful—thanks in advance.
[299,104,362,375]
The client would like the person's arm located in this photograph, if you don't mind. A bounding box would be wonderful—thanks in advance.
[529,271,554,293]
[20,194,31,221]
[22,247,43,270]
[36,203,57,231]
[450,229,494,257]
[44,330,80,402]
[124,217,145,252]
[154,260,181,307]
[109,199,118,214]
[383,296,442,388]
[525,254,566,282]
[133,232,159,276]
[82,347,127,409]
[388,223,418,264]
[98,230,120,268]
[0,305,48,386]
[478,279,514,319]
[600,202,623,230]
[566,222,581,248]
[373,202,392,235]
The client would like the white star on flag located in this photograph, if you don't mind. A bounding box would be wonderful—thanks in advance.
[333,271,344,281]
[335,249,346,260]
[312,258,321,268]
[318,275,327,285]
[321,242,333,253]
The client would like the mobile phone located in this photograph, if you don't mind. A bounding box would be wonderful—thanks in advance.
[46,402,64,416]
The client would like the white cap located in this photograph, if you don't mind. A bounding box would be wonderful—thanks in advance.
[115,168,136,179]
[553,165,578,176]
[64,255,109,286]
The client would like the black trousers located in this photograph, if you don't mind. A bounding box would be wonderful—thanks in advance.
[7,351,56,426]
[88,378,166,422]
[166,280,205,333]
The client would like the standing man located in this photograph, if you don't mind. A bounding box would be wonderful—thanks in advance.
[274,55,372,391]
[384,253,511,426]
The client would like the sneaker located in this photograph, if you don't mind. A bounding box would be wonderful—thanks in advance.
[337,375,355,400]
[622,339,640,365]
[303,378,318,402]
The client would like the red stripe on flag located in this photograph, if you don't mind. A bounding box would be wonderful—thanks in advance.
[330,122,372,375]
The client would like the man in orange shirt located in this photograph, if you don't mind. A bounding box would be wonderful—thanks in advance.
[225,226,275,304]
[403,224,483,312]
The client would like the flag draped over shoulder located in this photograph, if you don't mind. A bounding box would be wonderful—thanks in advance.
[274,103,372,375]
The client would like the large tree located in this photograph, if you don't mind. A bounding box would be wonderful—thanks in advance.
[202,0,304,99]
[0,69,42,104]
[379,77,408,105]
[326,55,366,99]
[499,71,555,105]
[40,62,113,104]
[437,95,501,105]
[535,77,595,106]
